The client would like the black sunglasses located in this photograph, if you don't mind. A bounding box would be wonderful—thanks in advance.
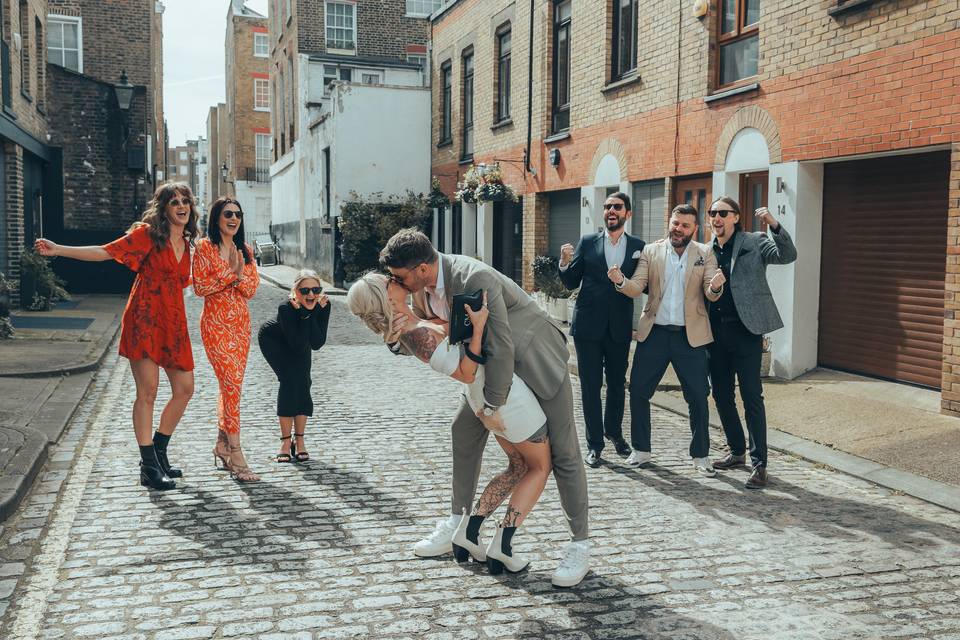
[603,203,624,211]
[298,286,322,295]
[169,198,192,207]
[222,209,243,219]
[707,209,735,218]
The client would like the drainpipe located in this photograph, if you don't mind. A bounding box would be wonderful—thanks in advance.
[524,0,534,174]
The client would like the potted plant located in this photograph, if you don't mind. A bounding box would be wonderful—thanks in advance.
[456,163,518,204]
[19,249,70,311]
[427,176,450,210]
[532,255,572,323]
[0,272,13,339]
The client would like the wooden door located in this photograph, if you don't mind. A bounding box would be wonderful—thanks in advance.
[672,175,712,241]
[739,171,769,232]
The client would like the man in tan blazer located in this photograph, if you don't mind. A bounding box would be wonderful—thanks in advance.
[609,204,725,476]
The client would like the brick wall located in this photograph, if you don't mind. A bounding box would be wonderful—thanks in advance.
[3,142,24,305]
[228,13,270,183]
[4,0,49,139]
[206,105,221,204]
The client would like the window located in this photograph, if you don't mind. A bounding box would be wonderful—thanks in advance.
[440,61,452,143]
[551,0,571,133]
[254,77,269,110]
[323,64,352,91]
[718,0,759,87]
[495,27,511,122]
[179,165,188,176]
[34,17,43,110]
[255,133,271,181]
[461,50,474,160]
[254,32,269,57]
[325,2,356,51]
[407,54,426,70]
[406,0,444,16]
[361,72,381,85]
[48,15,81,72]
[611,0,637,80]
[179,151,188,161]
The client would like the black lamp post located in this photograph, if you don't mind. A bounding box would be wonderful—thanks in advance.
[114,70,135,111]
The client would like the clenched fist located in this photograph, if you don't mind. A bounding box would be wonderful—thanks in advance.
[709,268,726,293]
[608,265,625,286]
[755,206,779,230]
[560,243,575,267]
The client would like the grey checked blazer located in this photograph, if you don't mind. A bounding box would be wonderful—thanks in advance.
[717,226,798,335]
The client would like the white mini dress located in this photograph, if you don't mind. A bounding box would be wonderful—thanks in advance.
[428,337,547,443]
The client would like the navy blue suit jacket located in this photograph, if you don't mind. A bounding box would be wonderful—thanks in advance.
[559,232,645,342]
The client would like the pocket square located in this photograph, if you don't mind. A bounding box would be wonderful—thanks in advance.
[631,250,642,259]
[694,256,705,266]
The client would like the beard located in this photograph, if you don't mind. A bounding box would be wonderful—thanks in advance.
[605,216,626,232]
[670,230,694,249]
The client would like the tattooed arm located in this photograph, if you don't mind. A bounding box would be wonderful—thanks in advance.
[398,325,442,365]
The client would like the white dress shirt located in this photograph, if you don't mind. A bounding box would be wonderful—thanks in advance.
[655,245,689,327]
[425,262,449,321]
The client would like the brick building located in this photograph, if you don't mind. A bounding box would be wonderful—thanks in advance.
[166,140,199,196]
[430,0,960,412]
[205,103,226,206]
[0,0,54,305]
[221,0,271,238]
[268,0,433,282]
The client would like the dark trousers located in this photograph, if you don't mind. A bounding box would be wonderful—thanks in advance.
[708,318,767,467]
[573,335,630,452]
[629,325,711,458]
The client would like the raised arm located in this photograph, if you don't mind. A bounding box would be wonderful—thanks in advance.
[449,292,489,384]
[616,247,651,298]
[309,300,331,350]
[236,245,260,298]
[759,225,798,265]
[558,238,585,290]
[34,239,110,262]
[192,241,237,297]
[702,251,723,302]
[465,274,513,408]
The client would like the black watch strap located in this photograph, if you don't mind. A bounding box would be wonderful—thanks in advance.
[465,347,487,364]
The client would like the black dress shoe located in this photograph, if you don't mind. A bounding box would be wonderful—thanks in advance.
[745,465,768,489]
[584,449,601,468]
[610,438,631,458]
[712,453,747,470]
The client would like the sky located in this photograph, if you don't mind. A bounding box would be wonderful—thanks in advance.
[163,0,269,148]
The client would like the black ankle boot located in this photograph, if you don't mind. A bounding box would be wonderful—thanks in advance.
[153,432,183,478]
[139,445,176,490]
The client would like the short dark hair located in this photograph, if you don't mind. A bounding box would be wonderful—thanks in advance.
[379,228,438,270]
[672,203,698,219]
[711,196,743,231]
[607,191,632,211]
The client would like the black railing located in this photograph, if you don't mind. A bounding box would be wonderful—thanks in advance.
[245,167,270,183]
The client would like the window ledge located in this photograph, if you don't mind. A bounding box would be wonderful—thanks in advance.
[254,107,271,112]
[437,139,452,149]
[327,47,356,56]
[704,81,759,104]
[458,154,474,165]
[601,73,641,94]
[3,106,16,120]
[490,117,513,131]
[20,90,32,103]
[543,131,570,144]
[828,0,877,16]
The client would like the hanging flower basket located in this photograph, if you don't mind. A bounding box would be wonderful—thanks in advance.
[427,176,450,209]
[455,163,518,204]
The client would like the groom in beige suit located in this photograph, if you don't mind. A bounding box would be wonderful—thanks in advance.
[610,204,725,476]
[380,229,591,588]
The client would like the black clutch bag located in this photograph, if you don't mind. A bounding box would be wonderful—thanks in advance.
[450,289,483,344]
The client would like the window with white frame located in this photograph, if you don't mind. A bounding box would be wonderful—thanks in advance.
[47,15,82,73]
[325,2,356,51]
[323,64,352,92]
[179,165,188,175]
[406,0,444,17]
[254,78,269,110]
[406,54,426,70]
[361,72,381,85]
[255,133,271,181]
[179,151,188,160]
[254,32,268,57]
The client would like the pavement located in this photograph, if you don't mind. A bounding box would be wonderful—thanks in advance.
[0,283,958,639]
[257,265,347,296]
[0,295,125,522]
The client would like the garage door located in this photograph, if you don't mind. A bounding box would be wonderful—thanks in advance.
[548,189,581,255]
[818,151,949,389]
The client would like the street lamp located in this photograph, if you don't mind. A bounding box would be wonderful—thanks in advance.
[220,162,233,183]
[113,70,135,111]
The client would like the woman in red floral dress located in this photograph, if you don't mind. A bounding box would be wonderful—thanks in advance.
[193,197,260,483]
[34,182,200,490]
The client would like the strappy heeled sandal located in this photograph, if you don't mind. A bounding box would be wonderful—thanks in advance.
[225,445,260,482]
[293,431,310,463]
[276,435,292,463]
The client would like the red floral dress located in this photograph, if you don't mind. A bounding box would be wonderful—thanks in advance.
[103,224,194,371]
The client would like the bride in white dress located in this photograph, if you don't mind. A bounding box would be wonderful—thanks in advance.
[347,272,552,575]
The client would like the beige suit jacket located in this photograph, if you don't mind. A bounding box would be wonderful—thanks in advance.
[617,239,722,348]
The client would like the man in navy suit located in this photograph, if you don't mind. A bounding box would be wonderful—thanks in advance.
[559,192,645,468]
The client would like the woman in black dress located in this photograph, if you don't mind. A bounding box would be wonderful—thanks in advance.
[258,269,331,462]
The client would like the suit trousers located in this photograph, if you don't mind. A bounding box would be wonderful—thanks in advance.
[708,319,767,467]
[573,335,630,452]
[450,372,588,541]
[629,325,711,458]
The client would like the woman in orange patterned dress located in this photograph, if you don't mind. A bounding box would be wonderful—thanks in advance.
[34,182,200,491]
[193,197,260,482]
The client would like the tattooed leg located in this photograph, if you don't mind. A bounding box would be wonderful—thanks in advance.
[500,436,552,529]
[473,445,526,518]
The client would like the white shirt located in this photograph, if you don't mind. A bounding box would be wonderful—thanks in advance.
[655,245,689,327]
[425,263,449,321]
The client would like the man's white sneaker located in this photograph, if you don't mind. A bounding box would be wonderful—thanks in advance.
[551,540,590,588]
[693,457,717,477]
[624,450,651,467]
[413,517,457,557]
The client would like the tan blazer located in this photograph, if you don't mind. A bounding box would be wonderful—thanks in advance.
[617,239,722,348]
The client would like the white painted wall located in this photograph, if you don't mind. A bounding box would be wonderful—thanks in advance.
[461,203,477,256]
[477,201,494,263]
[270,153,299,225]
[234,181,272,237]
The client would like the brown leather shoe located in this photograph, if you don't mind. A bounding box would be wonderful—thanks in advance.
[712,453,747,470]
[745,466,768,489]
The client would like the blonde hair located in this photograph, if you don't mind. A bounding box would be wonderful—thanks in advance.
[346,272,394,341]
[289,269,322,301]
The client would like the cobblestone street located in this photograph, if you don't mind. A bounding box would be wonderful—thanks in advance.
[0,283,959,639]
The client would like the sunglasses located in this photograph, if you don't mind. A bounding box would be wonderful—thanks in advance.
[603,203,624,211]
[168,198,192,207]
[298,286,322,295]
[222,209,243,219]
[707,209,735,218]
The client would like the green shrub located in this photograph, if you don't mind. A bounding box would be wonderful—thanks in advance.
[338,191,432,281]
[0,272,12,339]
[20,249,70,311]
[532,255,571,299]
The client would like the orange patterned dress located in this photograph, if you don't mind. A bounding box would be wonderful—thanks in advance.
[192,238,260,433]
[103,224,194,371]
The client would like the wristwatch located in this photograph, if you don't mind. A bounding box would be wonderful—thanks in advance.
[481,404,497,417]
